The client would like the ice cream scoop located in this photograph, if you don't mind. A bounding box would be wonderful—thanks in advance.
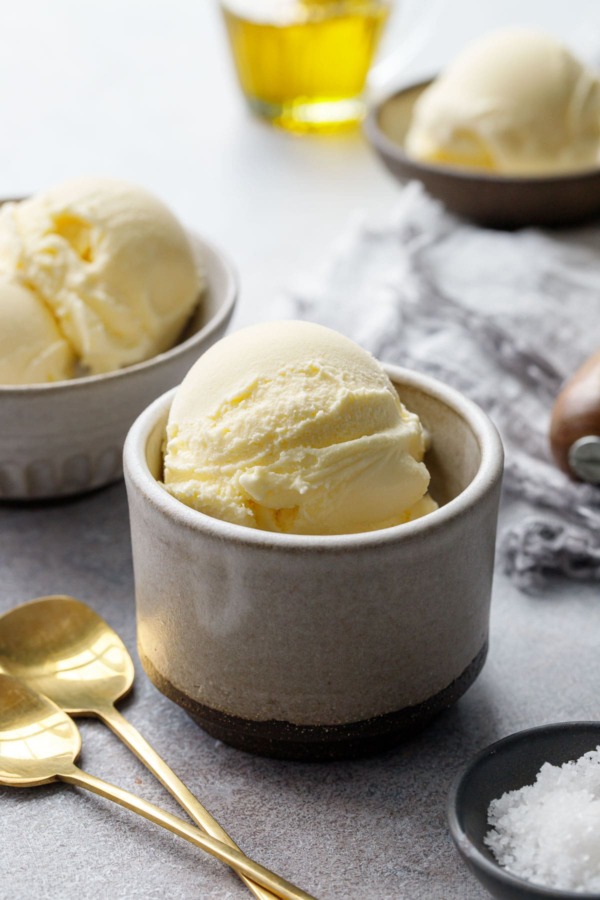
[0,178,201,375]
[405,29,600,175]
[163,320,436,535]
[0,279,75,384]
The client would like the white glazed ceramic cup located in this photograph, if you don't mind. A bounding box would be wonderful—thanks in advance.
[0,234,237,500]
[124,366,503,760]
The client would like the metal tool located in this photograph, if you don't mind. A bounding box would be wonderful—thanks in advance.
[0,595,285,900]
[0,674,315,900]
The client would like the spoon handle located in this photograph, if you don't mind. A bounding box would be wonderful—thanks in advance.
[61,764,316,900]
[100,704,278,900]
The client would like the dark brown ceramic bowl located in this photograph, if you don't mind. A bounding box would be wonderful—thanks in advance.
[364,80,600,230]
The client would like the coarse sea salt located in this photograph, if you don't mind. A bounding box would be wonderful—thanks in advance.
[485,746,600,893]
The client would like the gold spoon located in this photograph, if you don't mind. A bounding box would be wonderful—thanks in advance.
[0,673,315,900]
[0,596,277,900]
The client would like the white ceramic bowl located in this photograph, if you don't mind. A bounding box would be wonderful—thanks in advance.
[124,366,504,760]
[0,233,237,500]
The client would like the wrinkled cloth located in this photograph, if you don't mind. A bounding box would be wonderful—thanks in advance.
[275,183,600,593]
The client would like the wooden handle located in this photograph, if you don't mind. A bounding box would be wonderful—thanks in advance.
[550,349,600,476]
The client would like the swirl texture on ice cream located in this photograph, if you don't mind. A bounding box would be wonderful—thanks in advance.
[163,321,437,535]
[0,280,75,385]
[0,177,201,379]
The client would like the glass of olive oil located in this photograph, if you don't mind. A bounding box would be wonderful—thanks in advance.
[220,0,392,133]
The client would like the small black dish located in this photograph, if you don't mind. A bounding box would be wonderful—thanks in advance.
[364,80,600,229]
[447,722,600,899]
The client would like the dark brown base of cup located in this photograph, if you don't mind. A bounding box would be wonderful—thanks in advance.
[139,643,487,761]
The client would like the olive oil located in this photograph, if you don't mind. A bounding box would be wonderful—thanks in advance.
[221,1,390,133]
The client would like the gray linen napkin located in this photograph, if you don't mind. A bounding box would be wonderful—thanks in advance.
[275,183,600,593]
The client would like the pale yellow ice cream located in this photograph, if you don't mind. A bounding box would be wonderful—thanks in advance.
[0,280,75,385]
[405,29,600,175]
[0,177,201,376]
[163,321,437,535]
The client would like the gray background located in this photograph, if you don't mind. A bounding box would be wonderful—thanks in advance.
[1,1,599,898]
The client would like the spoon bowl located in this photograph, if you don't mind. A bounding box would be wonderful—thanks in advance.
[0,595,132,713]
[0,672,80,785]
[447,722,600,900]
[0,673,315,900]
[0,596,281,900]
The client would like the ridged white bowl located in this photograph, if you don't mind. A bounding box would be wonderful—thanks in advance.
[0,233,237,500]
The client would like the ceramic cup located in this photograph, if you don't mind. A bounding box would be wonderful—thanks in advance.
[124,365,503,761]
[0,233,237,500]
